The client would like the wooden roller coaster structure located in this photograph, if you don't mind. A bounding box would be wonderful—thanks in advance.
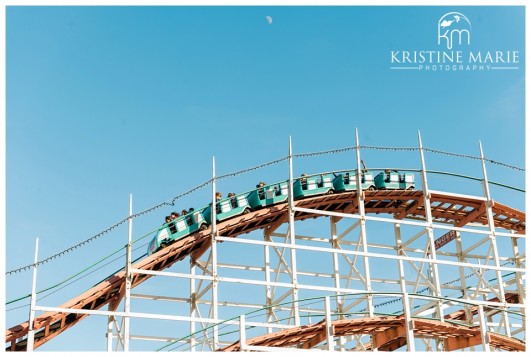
[6,188,526,351]
[5,136,526,352]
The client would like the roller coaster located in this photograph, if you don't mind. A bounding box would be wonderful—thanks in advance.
[5,134,526,352]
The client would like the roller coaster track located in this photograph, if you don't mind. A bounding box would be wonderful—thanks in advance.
[220,312,525,352]
[5,189,525,351]
[220,293,523,352]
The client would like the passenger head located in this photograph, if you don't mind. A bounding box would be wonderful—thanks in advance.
[165,216,171,223]
[170,212,179,219]
[189,207,194,212]
[181,209,188,215]
[216,192,222,201]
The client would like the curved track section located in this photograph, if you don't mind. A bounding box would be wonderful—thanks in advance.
[5,190,525,351]
[220,314,525,352]
[220,292,523,352]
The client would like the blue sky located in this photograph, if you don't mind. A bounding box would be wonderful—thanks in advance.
[3,5,526,351]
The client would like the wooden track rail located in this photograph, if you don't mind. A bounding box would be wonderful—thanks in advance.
[5,190,525,351]
[220,314,525,352]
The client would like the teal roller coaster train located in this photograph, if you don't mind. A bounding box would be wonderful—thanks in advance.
[148,169,415,255]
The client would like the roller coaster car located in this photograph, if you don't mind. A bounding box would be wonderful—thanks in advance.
[293,173,335,199]
[248,181,289,209]
[332,171,376,192]
[203,194,252,224]
[374,171,415,190]
[147,210,209,255]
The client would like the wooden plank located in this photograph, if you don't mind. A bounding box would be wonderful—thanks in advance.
[445,333,483,351]
[488,332,525,351]
[395,198,421,220]
[455,204,486,228]
[377,337,407,351]
[372,324,406,349]
[301,330,327,349]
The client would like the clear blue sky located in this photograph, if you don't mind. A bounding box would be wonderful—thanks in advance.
[3,5,526,351]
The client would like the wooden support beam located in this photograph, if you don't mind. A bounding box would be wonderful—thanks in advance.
[377,337,407,351]
[445,333,483,351]
[265,213,288,235]
[108,283,126,312]
[189,236,211,261]
[455,204,486,228]
[395,198,420,220]
[44,324,50,340]
[301,330,327,349]
[489,332,525,351]
[372,324,406,349]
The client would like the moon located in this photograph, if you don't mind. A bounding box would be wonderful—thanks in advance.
[265,16,272,25]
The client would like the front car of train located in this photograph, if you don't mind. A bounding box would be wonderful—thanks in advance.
[147,209,209,255]
[147,226,171,255]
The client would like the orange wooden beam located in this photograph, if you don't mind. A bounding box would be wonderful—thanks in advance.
[455,204,486,227]
[372,323,406,350]
[301,330,327,349]
[445,333,484,351]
